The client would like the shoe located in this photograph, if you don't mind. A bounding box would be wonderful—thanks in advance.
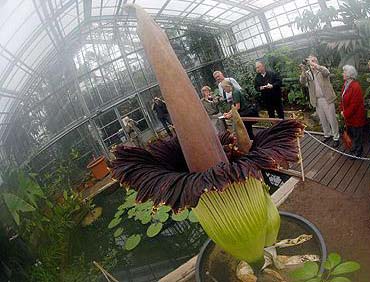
[333,140,339,148]
[323,136,331,143]
[355,152,363,158]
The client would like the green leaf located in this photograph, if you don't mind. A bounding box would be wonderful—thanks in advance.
[146,222,163,237]
[126,189,136,196]
[306,278,321,282]
[140,213,152,224]
[171,209,189,221]
[157,205,171,213]
[125,234,141,251]
[127,208,137,219]
[332,261,360,275]
[114,210,125,218]
[325,253,342,270]
[290,262,319,280]
[188,210,199,222]
[63,190,68,200]
[2,193,35,225]
[108,217,122,229]
[330,277,351,282]
[114,227,124,238]
[153,212,169,223]
[137,201,153,211]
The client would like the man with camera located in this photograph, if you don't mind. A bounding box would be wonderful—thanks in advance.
[299,55,339,147]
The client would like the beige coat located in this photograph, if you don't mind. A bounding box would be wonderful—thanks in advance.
[299,65,337,108]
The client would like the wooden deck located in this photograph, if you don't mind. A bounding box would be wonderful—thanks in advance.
[291,132,370,197]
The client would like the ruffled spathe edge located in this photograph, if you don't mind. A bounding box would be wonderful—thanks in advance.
[110,120,304,211]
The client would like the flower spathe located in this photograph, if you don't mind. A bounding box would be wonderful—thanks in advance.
[111,119,304,211]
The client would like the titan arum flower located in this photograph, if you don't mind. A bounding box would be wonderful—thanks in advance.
[111,5,304,273]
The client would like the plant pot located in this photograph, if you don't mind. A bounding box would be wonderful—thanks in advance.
[87,156,109,180]
[196,211,327,282]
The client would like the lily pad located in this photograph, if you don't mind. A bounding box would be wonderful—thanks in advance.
[153,212,169,223]
[188,210,198,222]
[147,222,163,237]
[171,209,189,221]
[108,217,122,229]
[125,234,141,251]
[114,227,124,238]
[82,207,103,227]
[140,213,152,224]
[157,205,171,213]
[114,209,125,218]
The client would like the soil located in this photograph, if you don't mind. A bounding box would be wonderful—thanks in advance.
[201,214,324,282]
[280,179,370,282]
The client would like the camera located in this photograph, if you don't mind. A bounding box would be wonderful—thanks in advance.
[302,58,309,65]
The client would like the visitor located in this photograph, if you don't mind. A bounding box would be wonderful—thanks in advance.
[254,60,284,119]
[213,70,242,98]
[339,65,367,157]
[221,80,254,139]
[122,116,144,148]
[152,97,173,137]
[299,55,340,147]
[200,86,226,134]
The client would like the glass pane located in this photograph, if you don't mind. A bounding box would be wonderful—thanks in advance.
[117,96,140,116]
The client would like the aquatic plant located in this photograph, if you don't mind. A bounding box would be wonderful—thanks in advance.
[111,5,303,272]
[108,188,198,251]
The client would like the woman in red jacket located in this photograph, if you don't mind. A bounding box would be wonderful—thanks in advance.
[340,65,367,157]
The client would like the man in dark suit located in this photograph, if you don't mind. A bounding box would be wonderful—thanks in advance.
[254,60,284,119]
[152,97,173,137]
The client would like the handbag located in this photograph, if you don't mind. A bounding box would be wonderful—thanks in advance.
[342,128,352,150]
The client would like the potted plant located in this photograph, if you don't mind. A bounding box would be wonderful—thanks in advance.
[87,156,109,180]
[110,5,326,280]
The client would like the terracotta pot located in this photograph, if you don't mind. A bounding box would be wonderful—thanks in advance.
[87,156,109,180]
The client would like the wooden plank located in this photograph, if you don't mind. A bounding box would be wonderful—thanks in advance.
[314,142,346,183]
[311,142,346,181]
[321,153,347,186]
[242,117,283,123]
[291,137,318,170]
[299,134,312,148]
[336,159,363,193]
[304,145,330,175]
[346,145,370,194]
[353,165,370,197]
[327,158,355,190]
[301,141,327,172]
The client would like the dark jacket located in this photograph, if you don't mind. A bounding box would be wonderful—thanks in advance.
[254,70,282,102]
[153,100,169,119]
[340,80,367,127]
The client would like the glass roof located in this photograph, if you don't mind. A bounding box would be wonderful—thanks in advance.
[0,0,326,143]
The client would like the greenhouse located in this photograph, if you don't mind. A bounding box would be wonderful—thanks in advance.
[0,0,369,281]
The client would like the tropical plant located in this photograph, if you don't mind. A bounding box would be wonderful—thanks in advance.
[290,252,360,282]
[111,6,304,275]
[1,169,45,225]
[108,188,198,251]
[295,0,370,67]
[223,54,261,103]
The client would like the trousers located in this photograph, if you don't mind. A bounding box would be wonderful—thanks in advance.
[348,126,364,156]
[316,98,339,141]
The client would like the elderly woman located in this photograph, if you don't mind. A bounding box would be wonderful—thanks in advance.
[200,86,226,133]
[340,65,367,157]
[221,80,255,139]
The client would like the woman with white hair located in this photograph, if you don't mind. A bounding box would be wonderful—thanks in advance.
[340,65,367,157]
